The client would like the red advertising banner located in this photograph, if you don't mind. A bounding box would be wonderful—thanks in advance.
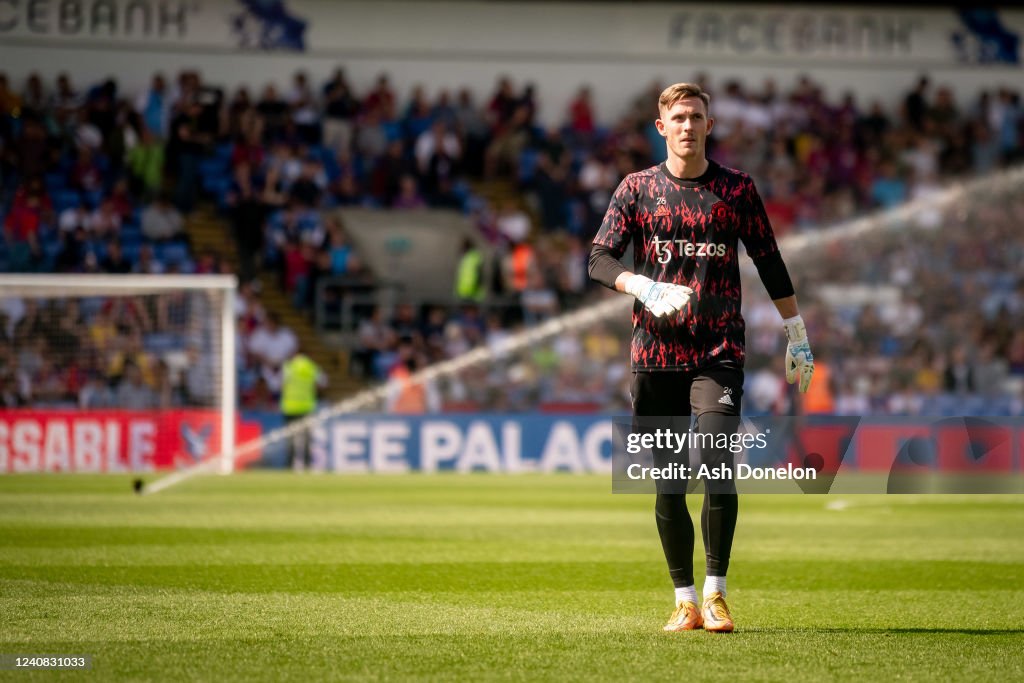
[0,410,262,473]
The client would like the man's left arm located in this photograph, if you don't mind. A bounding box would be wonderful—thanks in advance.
[738,179,814,393]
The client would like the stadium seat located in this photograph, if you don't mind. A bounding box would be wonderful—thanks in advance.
[121,243,141,262]
[53,190,82,212]
[214,143,234,163]
[44,172,66,193]
[120,224,143,241]
[201,161,230,195]
[84,190,104,209]
[156,242,189,265]
[144,332,185,353]
[518,148,540,184]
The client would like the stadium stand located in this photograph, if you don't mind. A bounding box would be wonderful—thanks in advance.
[1,67,1021,414]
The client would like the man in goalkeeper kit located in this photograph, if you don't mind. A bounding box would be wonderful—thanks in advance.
[588,83,814,633]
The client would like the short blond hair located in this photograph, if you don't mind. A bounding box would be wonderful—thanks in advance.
[658,83,710,115]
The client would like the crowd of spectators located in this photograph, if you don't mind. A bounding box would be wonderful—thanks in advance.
[322,70,1022,415]
[2,65,1023,414]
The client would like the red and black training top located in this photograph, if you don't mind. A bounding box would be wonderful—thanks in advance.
[589,160,790,372]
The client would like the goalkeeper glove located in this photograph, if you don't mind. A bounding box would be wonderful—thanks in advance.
[624,275,693,318]
[783,315,814,393]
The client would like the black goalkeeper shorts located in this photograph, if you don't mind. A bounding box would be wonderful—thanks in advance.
[631,365,744,494]
[631,365,744,419]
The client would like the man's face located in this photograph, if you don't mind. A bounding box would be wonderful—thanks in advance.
[656,97,714,163]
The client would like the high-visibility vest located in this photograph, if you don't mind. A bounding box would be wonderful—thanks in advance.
[510,244,533,291]
[803,361,834,414]
[280,354,319,416]
[455,249,485,301]
[390,364,427,414]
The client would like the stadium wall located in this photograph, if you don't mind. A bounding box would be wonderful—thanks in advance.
[0,1,1020,125]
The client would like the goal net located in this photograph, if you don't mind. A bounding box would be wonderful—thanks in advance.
[0,274,236,474]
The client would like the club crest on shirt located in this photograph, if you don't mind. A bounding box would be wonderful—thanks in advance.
[711,201,733,223]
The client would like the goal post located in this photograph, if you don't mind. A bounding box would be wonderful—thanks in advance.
[0,274,237,474]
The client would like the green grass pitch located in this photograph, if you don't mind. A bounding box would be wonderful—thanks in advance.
[1,473,1022,681]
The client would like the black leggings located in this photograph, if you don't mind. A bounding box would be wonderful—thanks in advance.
[632,368,742,588]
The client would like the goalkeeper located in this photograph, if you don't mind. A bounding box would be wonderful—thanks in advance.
[588,83,814,633]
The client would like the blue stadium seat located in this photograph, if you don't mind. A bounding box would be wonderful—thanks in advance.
[84,190,104,209]
[145,332,184,353]
[214,143,234,162]
[44,172,66,193]
[120,234,143,252]
[518,148,540,184]
[120,224,142,241]
[121,243,141,262]
[156,242,189,265]
[53,190,82,212]
[200,160,230,194]
[381,121,402,141]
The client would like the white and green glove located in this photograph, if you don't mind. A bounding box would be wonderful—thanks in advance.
[783,315,815,393]
[624,275,693,319]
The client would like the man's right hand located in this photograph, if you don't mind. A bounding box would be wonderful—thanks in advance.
[624,275,693,318]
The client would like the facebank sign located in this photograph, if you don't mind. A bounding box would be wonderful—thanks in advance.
[0,0,307,50]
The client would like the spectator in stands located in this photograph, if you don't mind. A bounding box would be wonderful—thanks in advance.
[236,280,268,335]
[112,361,158,409]
[248,311,298,374]
[72,106,103,151]
[227,170,269,283]
[133,244,165,274]
[870,160,906,209]
[324,217,361,276]
[69,145,104,193]
[13,114,49,181]
[135,73,170,139]
[904,76,930,132]
[223,87,256,143]
[288,157,326,208]
[363,73,396,121]
[568,85,596,140]
[90,198,122,239]
[495,199,530,243]
[59,202,91,235]
[184,340,216,406]
[484,104,533,179]
[520,270,559,325]
[4,178,51,248]
[351,306,395,379]
[533,128,571,231]
[415,119,461,174]
[126,126,166,200]
[288,71,320,145]
[455,88,489,176]
[100,240,132,274]
[355,104,390,161]
[140,193,185,243]
[404,85,434,142]
[78,374,114,409]
[392,175,426,209]
[369,140,406,205]
[322,68,359,153]
[167,97,211,213]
